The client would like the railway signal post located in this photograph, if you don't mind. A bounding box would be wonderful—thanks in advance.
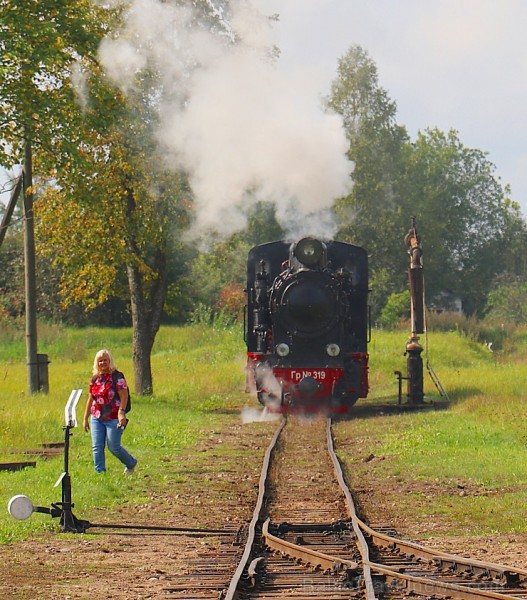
[7,389,91,533]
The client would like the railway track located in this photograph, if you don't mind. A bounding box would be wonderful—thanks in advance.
[223,416,527,600]
[166,416,527,598]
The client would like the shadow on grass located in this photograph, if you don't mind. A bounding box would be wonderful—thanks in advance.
[334,396,455,422]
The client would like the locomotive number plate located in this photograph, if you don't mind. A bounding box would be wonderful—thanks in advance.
[291,370,328,382]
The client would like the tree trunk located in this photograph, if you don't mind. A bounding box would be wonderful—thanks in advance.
[126,247,169,394]
[127,263,154,394]
[124,181,170,395]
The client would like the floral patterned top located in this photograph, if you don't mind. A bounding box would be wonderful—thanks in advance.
[89,371,128,420]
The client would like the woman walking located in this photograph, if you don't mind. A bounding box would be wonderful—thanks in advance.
[83,349,137,475]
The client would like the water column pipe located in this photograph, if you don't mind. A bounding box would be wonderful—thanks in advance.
[404,218,425,404]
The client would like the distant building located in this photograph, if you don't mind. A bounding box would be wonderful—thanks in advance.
[429,290,463,314]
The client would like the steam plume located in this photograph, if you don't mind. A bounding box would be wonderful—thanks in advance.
[97,0,353,239]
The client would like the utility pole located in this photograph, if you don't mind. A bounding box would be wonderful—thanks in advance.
[23,140,39,394]
[0,175,22,249]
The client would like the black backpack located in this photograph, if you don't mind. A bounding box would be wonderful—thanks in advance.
[112,370,132,413]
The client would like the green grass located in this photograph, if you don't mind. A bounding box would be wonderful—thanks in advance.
[0,322,247,543]
[3,323,527,542]
[338,327,527,536]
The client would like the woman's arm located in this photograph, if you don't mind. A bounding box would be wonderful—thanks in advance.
[117,388,128,426]
[83,395,94,432]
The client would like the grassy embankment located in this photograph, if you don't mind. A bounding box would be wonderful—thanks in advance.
[1,322,527,543]
[338,328,527,537]
[0,322,247,543]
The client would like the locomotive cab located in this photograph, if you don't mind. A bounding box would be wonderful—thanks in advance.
[245,237,369,413]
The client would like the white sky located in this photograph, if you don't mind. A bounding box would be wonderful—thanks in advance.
[261,0,527,216]
[3,1,527,220]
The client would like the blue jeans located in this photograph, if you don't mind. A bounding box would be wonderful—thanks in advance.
[90,417,137,473]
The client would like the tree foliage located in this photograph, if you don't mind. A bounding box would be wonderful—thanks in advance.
[185,201,284,317]
[0,233,24,321]
[4,6,527,382]
[401,128,515,314]
[0,0,113,165]
[35,113,193,392]
[1,0,196,394]
[378,290,410,329]
[327,44,409,283]
[327,44,527,317]
[485,280,527,324]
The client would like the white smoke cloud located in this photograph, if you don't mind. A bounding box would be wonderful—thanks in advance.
[71,63,90,114]
[240,406,281,424]
[97,0,353,239]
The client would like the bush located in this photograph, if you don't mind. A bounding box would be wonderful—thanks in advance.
[425,311,513,351]
[485,281,527,324]
[215,282,245,322]
[378,290,411,329]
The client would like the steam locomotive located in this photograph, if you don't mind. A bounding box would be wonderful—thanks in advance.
[245,237,370,413]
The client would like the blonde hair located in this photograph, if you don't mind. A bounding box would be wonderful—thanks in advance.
[92,349,117,376]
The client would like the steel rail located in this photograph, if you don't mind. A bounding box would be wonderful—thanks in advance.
[258,528,527,600]
[224,416,526,599]
[326,417,379,600]
[87,522,231,534]
[224,417,286,600]
[262,517,359,572]
[367,561,527,600]
[327,418,527,600]
[360,520,527,583]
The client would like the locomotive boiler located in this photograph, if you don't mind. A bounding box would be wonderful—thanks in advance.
[245,237,370,413]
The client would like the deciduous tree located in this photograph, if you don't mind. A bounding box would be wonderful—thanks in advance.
[326,45,409,301]
[327,45,525,317]
[400,128,511,314]
[2,0,192,394]
[0,0,111,167]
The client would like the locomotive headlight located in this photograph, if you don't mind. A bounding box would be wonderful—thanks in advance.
[326,343,340,357]
[276,343,290,357]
